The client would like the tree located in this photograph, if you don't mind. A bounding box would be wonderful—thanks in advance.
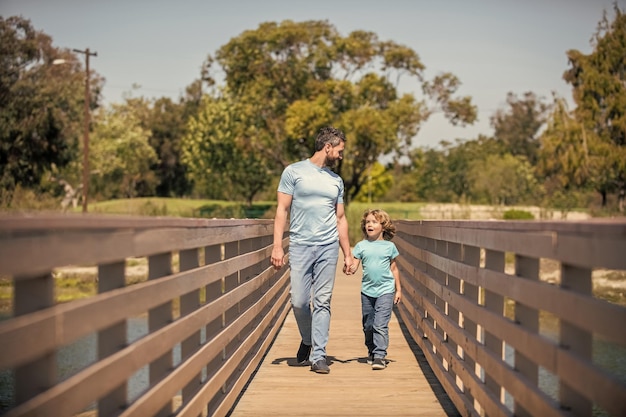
[89,103,158,199]
[352,162,393,203]
[538,98,591,188]
[434,136,507,203]
[121,93,194,198]
[0,16,101,199]
[181,94,271,204]
[490,92,550,165]
[392,135,505,204]
[467,153,541,206]
[562,4,626,210]
[203,20,477,204]
[401,147,458,203]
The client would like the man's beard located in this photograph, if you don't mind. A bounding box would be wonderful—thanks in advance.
[324,156,342,171]
[324,155,338,168]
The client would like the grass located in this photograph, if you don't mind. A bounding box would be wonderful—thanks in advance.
[86,197,226,217]
[85,198,428,246]
[84,197,278,219]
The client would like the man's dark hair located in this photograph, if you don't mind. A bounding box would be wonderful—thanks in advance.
[315,126,346,151]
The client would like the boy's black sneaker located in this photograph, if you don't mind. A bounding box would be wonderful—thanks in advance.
[296,341,311,365]
[367,354,374,365]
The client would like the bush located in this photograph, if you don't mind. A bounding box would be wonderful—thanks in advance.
[0,185,60,211]
[503,209,534,220]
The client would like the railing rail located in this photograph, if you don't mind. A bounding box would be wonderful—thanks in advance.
[395,219,626,417]
[0,214,291,417]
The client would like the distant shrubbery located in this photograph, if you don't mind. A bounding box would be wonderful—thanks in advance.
[503,209,534,220]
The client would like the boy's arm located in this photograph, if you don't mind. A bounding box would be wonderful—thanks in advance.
[391,258,401,304]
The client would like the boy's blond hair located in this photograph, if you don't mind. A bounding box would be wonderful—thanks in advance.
[360,209,396,240]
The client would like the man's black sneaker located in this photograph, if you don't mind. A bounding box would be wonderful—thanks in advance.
[296,341,311,365]
[372,357,386,370]
[311,359,330,374]
[367,354,374,365]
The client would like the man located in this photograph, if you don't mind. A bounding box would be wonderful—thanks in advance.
[271,126,354,374]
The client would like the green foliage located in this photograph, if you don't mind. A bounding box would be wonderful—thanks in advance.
[0,184,60,211]
[491,92,549,165]
[0,16,100,199]
[544,189,584,214]
[181,95,272,204]
[502,209,534,220]
[89,103,159,200]
[562,4,626,209]
[468,153,542,205]
[352,162,393,202]
[202,19,477,204]
[137,95,193,197]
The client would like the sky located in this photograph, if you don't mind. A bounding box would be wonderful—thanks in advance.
[1,0,624,148]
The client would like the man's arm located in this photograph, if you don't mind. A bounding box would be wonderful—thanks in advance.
[271,191,292,270]
[336,203,354,274]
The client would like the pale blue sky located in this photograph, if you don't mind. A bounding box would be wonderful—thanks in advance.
[1,0,623,147]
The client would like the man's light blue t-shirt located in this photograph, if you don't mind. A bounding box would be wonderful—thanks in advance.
[278,159,344,246]
[353,239,399,297]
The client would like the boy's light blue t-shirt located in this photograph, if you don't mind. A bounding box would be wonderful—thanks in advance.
[353,239,399,297]
[278,159,344,246]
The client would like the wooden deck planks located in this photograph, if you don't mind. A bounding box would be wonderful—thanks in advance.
[229,256,458,417]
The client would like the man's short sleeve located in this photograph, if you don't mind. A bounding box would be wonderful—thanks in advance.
[277,165,295,195]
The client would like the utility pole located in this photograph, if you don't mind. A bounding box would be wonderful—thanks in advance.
[73,48,97,213]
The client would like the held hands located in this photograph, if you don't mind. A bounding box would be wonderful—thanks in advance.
[343,256,358,275]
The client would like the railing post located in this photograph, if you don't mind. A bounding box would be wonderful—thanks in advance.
[559,263,592,415]
[424,236,438,343]
[179,248,202,408]
[483,249,505,408]
[14,273,56,405]
[447,242,463,392]
[204,243,224,416]
[148,252,173,417]
[513,254,539,417]
[222,240,240,398]
[433,239,447,366]
[462,244,480,410]
[97,261,127,416]
[239,237,262,342]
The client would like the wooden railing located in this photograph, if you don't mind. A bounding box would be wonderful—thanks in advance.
[2,215,625,417]
[395,219,626,417]
[0,214,290,417]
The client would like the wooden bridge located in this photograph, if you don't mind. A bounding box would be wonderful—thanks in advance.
[0,214,625,417]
